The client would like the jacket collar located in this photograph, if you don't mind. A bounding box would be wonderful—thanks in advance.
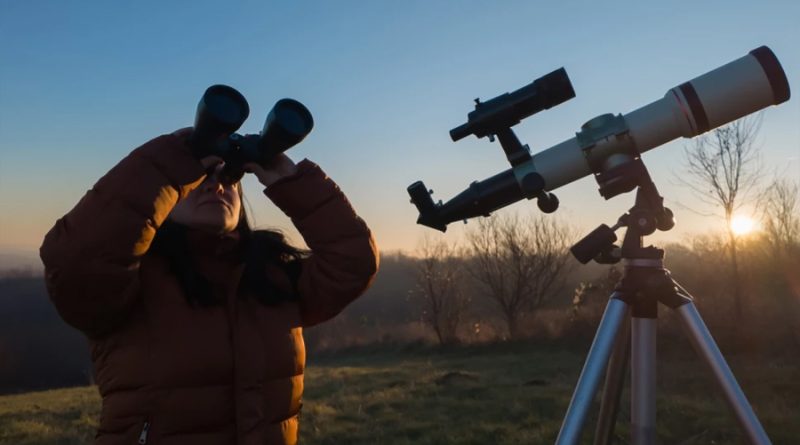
[185,228,243,259]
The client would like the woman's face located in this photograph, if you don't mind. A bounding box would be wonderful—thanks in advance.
[169,164,241,234]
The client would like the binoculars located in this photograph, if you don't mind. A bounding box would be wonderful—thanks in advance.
[188,85,314,184]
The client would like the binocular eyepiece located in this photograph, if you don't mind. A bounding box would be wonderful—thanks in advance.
[188,84,314,184]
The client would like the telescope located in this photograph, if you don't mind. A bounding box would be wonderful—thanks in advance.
[408,46,790,231]
[188,85,314,184]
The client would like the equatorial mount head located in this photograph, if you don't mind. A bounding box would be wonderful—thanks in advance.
[571,159,675,264]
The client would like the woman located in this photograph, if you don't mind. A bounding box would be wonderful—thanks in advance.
[39,129,379,445]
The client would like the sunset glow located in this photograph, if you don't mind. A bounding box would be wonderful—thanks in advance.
[730,215,757,236]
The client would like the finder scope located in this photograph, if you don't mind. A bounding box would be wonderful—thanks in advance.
[450,67,575,142]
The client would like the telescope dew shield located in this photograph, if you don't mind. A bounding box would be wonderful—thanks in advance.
[258,98,314,162]
[189,85,250,158]
[630,45,790,150]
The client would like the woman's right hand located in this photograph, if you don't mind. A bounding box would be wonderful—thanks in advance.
[171,127,223,170]
[200,156,224,170]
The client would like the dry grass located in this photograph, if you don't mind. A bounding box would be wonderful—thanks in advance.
[0,387,98,444]
[1,343,798,444]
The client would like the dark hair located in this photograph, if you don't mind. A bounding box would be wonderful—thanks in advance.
[150,186,307,307]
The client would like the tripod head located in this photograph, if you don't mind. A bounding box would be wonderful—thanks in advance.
[571,157,675,264]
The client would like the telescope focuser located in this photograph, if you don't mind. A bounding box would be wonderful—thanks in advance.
[408,168,560,232]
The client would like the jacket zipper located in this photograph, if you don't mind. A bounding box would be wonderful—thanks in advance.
[137,420,150,444]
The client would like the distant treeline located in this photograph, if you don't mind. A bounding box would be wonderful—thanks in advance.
[0,277,90,394]
[1,231,798,394]
[307,234,800,353]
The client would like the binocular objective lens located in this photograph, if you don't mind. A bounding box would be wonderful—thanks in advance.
[205,92,248,124]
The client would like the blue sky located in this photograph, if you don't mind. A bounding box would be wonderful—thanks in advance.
[1,1,798,262]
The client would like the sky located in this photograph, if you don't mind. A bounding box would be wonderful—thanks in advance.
[1,0,798,268]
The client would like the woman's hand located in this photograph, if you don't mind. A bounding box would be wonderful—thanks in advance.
[243,154,298,188]
[172,127,296,186]
[172,127,223,170]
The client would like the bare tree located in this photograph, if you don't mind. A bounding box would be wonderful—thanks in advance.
[571,266,621,322]
[760,177,800,253]
[465,213,574,340]
[680,115,763,323]
[415,236,468,345]
[758,177,800,349]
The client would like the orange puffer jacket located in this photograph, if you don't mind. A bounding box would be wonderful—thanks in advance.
[39,133,379,445]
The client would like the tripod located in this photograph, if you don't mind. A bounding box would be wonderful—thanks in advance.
[555,173,772,445]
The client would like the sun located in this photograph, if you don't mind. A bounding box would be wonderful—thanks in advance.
[730,215,757,236]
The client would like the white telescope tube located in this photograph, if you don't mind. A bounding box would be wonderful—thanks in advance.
[533,46,790,192]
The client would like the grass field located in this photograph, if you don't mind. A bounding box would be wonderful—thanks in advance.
[1,342,798,444]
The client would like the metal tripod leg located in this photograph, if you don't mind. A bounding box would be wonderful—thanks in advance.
[675,300,772,445]
[631,316,657,445]
[556,295,629,445]
[593,311,631,445]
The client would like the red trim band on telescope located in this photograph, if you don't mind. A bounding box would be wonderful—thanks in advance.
[670,89,696,134]
[750,46,791,104]
[677,82,710,134]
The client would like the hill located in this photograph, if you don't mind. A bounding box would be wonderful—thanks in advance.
[0,277,91,394]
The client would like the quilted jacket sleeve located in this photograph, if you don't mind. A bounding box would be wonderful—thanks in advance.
[39,133,208,338]
[264,160,379,327]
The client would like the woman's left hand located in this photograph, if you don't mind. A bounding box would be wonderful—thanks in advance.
[243,154,298,188]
